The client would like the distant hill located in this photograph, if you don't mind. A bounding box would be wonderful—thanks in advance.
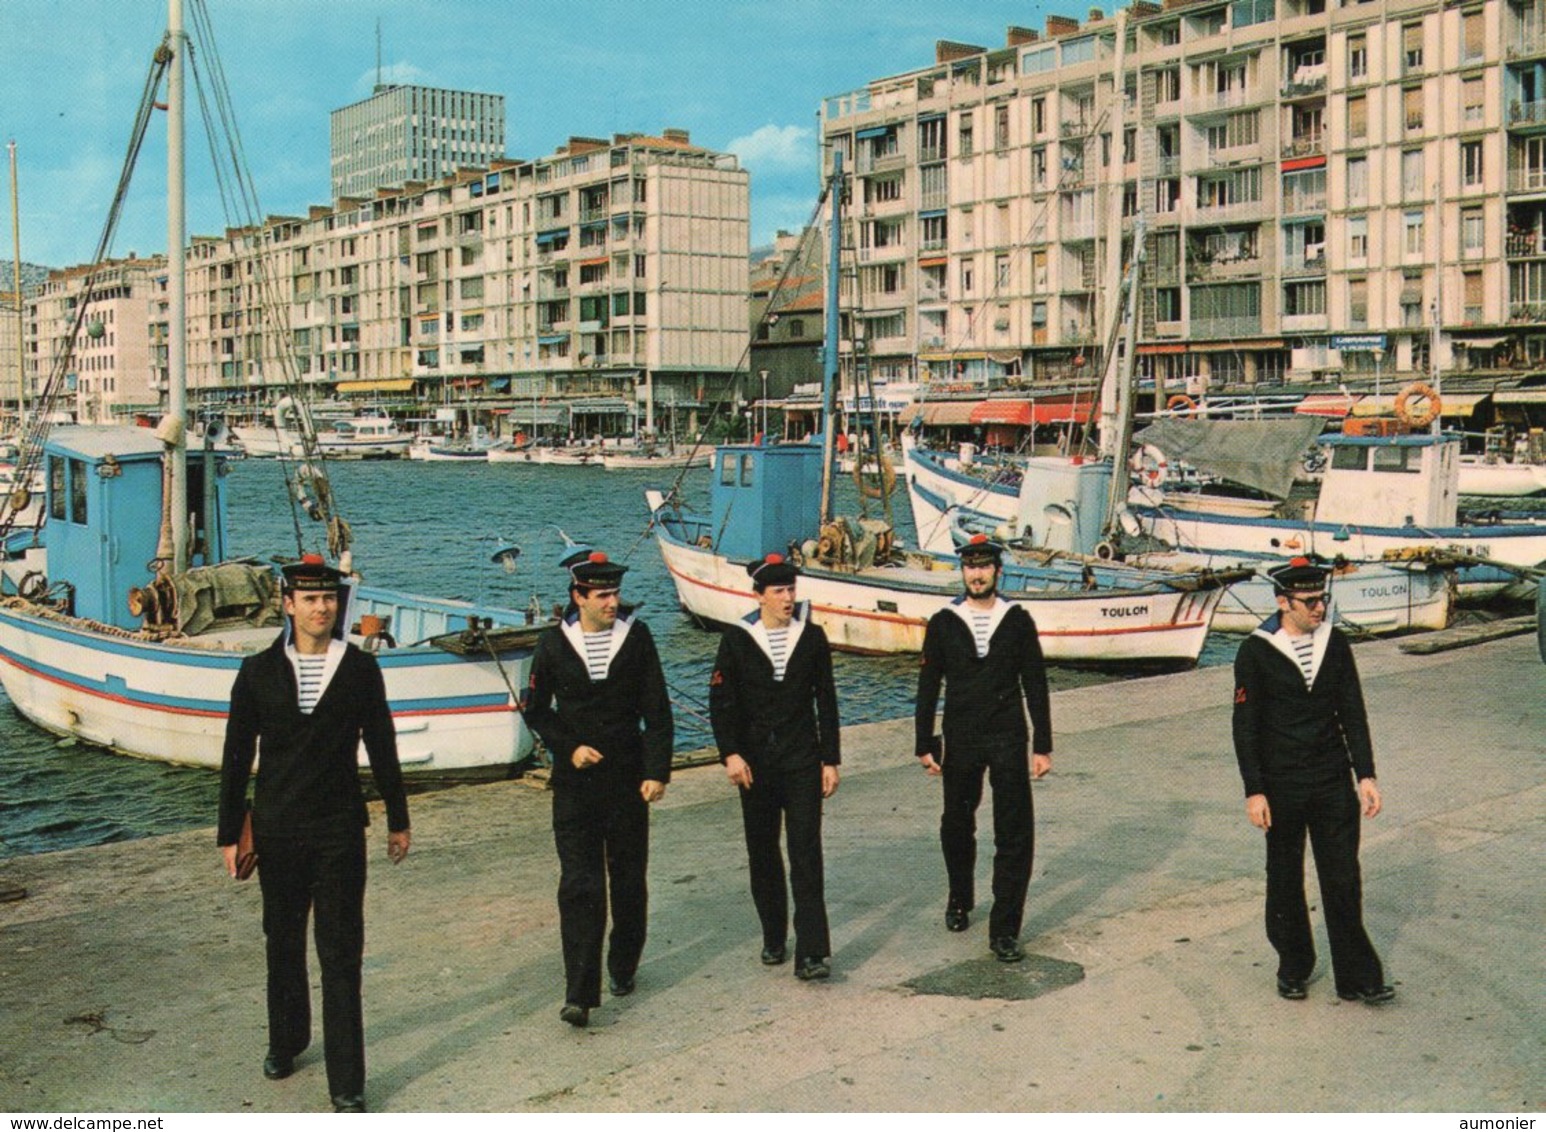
[0,260,51,292]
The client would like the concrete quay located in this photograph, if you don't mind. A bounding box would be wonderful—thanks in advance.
[0,634,1541,1114]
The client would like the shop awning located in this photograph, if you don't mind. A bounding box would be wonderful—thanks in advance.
[968,397,1097,426]
[901,400,983,426]
[335,378,415,394]
[1452,335,1511,350]
[1494,389,1546,404]
[1295,392,1361,417]
[503,404,569,426]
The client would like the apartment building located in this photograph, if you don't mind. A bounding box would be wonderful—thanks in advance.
[173,128,747,430]
[0,292,22,413]
[331,84,506,202]
[819,0,1546,398]
[24,258,167,422]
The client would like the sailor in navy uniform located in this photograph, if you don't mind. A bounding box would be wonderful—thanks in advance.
[524,550,673,1027]
[914,535,1052,963]
[1232,557,1394,1004]
[709,553,841,980]
[217,554,410,1114]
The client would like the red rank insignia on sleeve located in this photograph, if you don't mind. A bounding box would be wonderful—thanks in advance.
[1234,687,1248,704]
[710,670,723,686]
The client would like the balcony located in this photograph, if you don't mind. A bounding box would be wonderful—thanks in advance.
[1507,230,1546,257]
[1281,134,1324,159]
[1156,154,1182,177]
[857,150,909,175]
[1508,99,1546,129]
[1506,29,1546,59]
[1060,119,1093,138]
[1281,249,1327,276]
[1281,71,1328,99]
[1282,312,1329,332]
[1510,300,1546,321]
[1062,219,1097,240]
[919,145,946,163]
[1281,191,1327,216]
[1187,255,1262,282]
[859,243,909,262]
[920,190,948,211]
[1190,315,1263,337]
[1507,166,1546,193]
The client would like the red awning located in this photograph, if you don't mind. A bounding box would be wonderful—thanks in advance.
[1295,392,1361,418]
[969,397,1096,426]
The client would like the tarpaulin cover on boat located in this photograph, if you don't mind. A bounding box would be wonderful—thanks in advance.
[1132,416,1326,500]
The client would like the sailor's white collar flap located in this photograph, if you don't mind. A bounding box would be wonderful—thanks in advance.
[560,607,636,679]
[946,593,1012,644]
[737,600,810,668]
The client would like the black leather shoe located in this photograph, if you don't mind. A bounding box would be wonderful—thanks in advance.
[1337,984,1396,1005]
[944,905,970,933]
[795,957,831,981]
[609,974,636,997]
[331,1094,366,1113]
[261,1053,294,1081]
[560,1003,590,1027]
[990,936,1026,963]
[1276,976,1308,1000]
[760,944,788,966]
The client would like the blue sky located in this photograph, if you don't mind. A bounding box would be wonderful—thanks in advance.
[3,0,1049,269]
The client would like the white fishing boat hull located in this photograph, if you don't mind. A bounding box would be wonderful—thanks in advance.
[901,433,1019,553]
[1129,503,1546,583]
[1458,458,1546,497]
[0,587,539,779]
[601,448,711,470]
[233,429,305,459]
[651,505,1227,665]
[1132,551,1453,635]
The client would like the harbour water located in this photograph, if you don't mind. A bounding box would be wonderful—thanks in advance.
[0,457,1234,860]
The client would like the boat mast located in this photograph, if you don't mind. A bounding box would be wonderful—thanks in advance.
[818,151,843,527]
[1096,11,1128,457]
[8,141,22,423]
[167,0,189,572]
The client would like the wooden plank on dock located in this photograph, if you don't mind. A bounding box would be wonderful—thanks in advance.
[1397,616,1537,655]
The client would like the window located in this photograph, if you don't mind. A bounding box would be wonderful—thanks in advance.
[1348,34,1367,80]
[919,117,946,161]
[1372,445,1418,473]
[1403,23,1424,72]
[1157,67,1181,103]
[69,459,87,524]
[788,318,804,338]
[1348,215,1369,261]
[1347,156,1369,205]
[1031,147,1048,190]
[48,455,65,520]
[1284,280,1327,315]
[1156,287,1182,321]
[1462,10,1484,61]
[1404,211,1426,256]
[1404,87,1424,133]
[1462,207,1485,256]
[1461,140,1484,188]
[957,111,974,158]
[1030,98,1046,136]
[1464,77,1484,125]
[960,258,975,294]
[1464,269,1485,321]
[994,104,1011,149]
[1347,94,1368,140]
[1402,150,1424,198]
[995,254,1011,288]
[1348,277,1369,326]
[459,276,484,300]
[922,214,948,249]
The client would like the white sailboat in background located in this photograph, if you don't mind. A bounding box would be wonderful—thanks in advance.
[0,0,550,779]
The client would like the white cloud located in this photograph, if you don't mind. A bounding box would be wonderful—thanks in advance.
[725,124,816,174]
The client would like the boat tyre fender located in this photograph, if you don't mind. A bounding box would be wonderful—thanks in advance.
[1094,541,1117,561]
[18,571,48,602]
[1395,381,1441,428]
[1166,394,1198,418]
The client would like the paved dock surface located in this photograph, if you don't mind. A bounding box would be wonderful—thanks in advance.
[1,634,1541,1113]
